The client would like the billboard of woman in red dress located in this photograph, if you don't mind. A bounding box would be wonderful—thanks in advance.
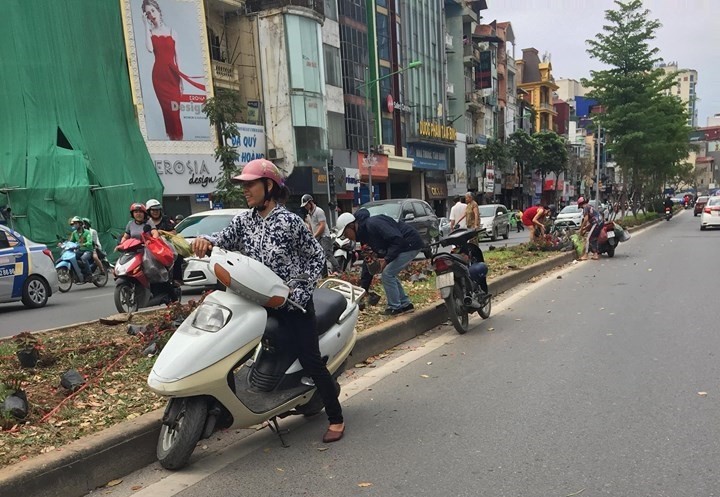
[124,0,211,142]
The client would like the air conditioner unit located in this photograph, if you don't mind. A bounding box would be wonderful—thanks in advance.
[267,148,285,160]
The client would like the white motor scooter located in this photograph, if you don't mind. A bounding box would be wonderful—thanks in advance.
[332,233,358,273]
[147,247,364,470]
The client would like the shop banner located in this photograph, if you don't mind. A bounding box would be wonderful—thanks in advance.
[123,0,212,142]
[229,124,266,166]
[152,154,220,195]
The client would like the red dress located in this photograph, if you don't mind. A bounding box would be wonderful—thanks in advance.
[151,35,183,140]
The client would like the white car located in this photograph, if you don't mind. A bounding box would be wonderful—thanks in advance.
[478,204,510,241]
[553,204,583,228]
[700,196,720,231]
[0,225,59,308]
[177,209,249,288]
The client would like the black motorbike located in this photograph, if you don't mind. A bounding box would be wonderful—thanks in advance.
[431,228,491,334]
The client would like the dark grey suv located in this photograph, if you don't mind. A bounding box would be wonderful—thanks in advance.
[360,198,440,258]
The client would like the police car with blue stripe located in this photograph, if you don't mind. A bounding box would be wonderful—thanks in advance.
[0,225,59,308]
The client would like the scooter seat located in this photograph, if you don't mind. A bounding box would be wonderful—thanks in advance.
[313,288,347,335]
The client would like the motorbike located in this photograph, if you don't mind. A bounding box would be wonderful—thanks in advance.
[431,228,491,334]
[332,233,359,273]
[147,247,365,470]
[55,240,110,292]
[113,234,180,313]
[664,206,673,221]
[595,220,631,258]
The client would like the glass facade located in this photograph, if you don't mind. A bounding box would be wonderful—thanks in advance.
[285,15,327,161]
[339,1,370,153]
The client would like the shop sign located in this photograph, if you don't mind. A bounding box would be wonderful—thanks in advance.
[229,124,266,166]
[425,182,448,199]
[484,166,495,193]
[345,168,360,191]
[386,94,411,113]
[358,153,389,179]
[418,120,457,142]
[152,154,221,195]
[408,145,447,171]
[247,101,261,125]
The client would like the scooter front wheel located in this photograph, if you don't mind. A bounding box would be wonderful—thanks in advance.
[157,397,208,470]
[114,281,139,313]
[57,268,73,293]
[445,284,469,334]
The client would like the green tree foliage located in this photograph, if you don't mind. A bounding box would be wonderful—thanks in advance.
[582,0,691,207]
[203,88,247,208]
[508,130,538,184]
[533,131,569,201]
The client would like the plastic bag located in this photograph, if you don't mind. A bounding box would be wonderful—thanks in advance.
[159,230,192,258]
[143,247,169,283]
[570,233,585,258]
[143,234,175,267]
[614,224,631,242]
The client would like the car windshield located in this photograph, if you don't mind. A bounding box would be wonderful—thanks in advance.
[697,196,708,203]
[363,203,401,219]
[479,205,496,217]
[560,205,581,214]
[176,215,237,238]
[707,197,720,207]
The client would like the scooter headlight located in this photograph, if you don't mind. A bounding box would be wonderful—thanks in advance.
[192,302,232,332]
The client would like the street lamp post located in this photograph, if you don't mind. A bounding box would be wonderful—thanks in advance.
[357,60,422,202]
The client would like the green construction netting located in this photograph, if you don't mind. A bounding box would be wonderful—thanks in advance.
[0,0,162,257]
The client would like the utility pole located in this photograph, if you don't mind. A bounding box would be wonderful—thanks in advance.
[595,124,602,202]
[365,65,374,203]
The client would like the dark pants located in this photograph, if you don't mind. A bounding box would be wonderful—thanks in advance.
[268,300,343,425]
[588,223,602,253]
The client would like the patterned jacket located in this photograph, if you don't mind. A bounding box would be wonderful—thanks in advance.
[202,206,324,309]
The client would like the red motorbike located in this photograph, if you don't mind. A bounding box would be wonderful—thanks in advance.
[596,221,619,257]
[113,235,180,313]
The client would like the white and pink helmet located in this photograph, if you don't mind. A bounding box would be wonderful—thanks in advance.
[232,159,285,186]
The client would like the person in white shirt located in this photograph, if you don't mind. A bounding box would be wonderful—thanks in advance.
[301,194,341,276]
[449,196,467,230]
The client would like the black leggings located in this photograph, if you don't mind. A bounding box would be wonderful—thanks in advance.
[268,300,343,425]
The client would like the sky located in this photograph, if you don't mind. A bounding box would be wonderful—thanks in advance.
[483,0,720,126]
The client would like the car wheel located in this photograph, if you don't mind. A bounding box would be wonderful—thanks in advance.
[490,228,498,242]
[22,275,50,308]
[701,225,706,231]
[502,225,510,240]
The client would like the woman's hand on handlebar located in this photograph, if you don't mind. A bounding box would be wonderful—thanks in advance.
[191,238,214,258]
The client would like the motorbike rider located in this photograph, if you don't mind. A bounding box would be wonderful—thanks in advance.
[119,203,159,244]
[82,217,103,271]
[335,208,423,316]
[663,195,674,211]
[68,216,94,281]
[146,199,184,287]
[190,159,346,444]
[301,194,340,277]
[578,196,602,261]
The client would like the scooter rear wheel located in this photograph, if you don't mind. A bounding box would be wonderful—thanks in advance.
[92,266,109,288]
[445,284,469,334]
[57,268,72,293]
[157,397,208,470]
[478,294,492,319]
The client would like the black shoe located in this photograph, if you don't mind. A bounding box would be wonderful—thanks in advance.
[400,303,415,313]
[382,307,403,316]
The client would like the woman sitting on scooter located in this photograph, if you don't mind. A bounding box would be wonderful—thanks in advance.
[146,198,184,287]
[191,159,346,444]
[119,203,159,244]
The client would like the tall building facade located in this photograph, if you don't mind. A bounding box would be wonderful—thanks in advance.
[517,48,558,132]
[660,62,698,127]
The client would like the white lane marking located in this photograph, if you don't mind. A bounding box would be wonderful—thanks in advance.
[119,262,581,497]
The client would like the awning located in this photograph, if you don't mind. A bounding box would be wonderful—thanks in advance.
[425,182,448,200]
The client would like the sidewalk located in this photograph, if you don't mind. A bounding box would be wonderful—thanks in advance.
[0,245,620,497]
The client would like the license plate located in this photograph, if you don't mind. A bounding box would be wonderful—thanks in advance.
[436,272,454,289]
[606,231,615,238]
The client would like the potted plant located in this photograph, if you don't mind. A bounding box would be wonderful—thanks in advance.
[13,332,42,368]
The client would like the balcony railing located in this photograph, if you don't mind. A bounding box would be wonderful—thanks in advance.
[246,0,324,16]
[212,61,240,87]
[540,102,555,112]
